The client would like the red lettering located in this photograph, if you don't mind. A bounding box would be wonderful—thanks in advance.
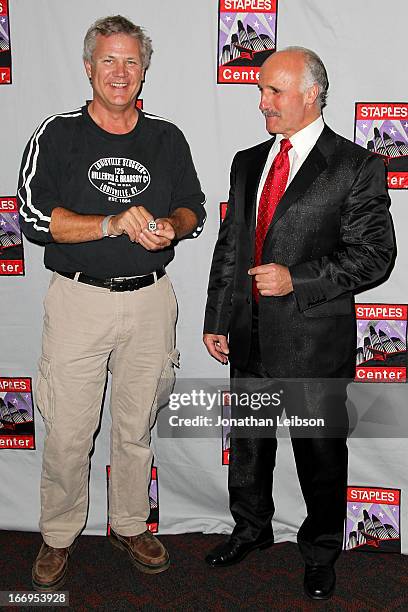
[0,197,18,212]
[355,367,406,382]
[221,0,276,13]
[0,435,34,449]
[355,304,406,320]
[0,69,11,84]
[356,103,408,121]
[0,378,31,392]
[348,487,399,505]
[0,261,24,275]
[218,65,261,84]
[387,173,408,190]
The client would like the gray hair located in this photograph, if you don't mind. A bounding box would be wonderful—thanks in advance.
[83,15,153,69]
[283,46,329,109]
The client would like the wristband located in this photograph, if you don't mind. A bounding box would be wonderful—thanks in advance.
[101,215,115,238]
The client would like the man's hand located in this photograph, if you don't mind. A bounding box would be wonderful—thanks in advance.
[248,263,293,296]
[108,206,153,242]
[109,207,197,251]
[138,218,176,251]
[48,205,197,246]
[203,334,229,364]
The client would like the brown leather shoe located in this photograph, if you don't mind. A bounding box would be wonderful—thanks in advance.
[110,529,170,574]
[32,541,77,592]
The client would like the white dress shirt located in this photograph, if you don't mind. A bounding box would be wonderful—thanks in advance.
[256,116,325,218]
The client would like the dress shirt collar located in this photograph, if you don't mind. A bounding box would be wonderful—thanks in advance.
[256,116,325,208]
[276,115,325,158]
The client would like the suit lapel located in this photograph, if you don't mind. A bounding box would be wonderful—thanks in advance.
[239,125,337,235]
[269,127,332,229]
[243,137,275,229]
[269,146,327,229]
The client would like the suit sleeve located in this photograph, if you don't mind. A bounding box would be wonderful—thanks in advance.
[17,122,61,244]
[203,154,238,335]
[290,154,395,311]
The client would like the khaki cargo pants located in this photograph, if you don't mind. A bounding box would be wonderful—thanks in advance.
[35,272,178,548]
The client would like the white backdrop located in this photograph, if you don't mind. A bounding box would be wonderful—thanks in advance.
[0,0,407,554]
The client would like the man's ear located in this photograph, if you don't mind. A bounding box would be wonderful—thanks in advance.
[84,60,92,81]
[305,83,319,106]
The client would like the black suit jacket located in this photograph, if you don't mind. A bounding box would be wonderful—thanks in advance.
[204,125,395,377]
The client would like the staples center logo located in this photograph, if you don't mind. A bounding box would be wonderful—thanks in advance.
[88,157,151,200]
[0,0,11,85]
[354,103,408,189]
[217,0,277,84]
[355,303,407,382]
[345,486,400,553]
[0,377,35,449]
[0,196,24,276]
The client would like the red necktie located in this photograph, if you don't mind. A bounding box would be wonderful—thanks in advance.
[253,138,292,301]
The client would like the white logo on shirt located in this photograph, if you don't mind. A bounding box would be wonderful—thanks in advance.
[88,157,151,200]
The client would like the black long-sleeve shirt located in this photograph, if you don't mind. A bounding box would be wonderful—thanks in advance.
[18,105,206,277]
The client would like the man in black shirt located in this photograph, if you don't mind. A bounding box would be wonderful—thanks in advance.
[18,15,205,591]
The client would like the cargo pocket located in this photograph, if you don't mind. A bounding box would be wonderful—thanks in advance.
[150,348,180,428]
[35,357,54,428]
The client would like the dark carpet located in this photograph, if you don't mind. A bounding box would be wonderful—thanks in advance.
[0,530,407,611]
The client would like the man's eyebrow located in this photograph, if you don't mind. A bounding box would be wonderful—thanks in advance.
[100,54,139,59]
[257,84,282,93]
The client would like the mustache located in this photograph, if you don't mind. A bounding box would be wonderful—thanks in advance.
[261,109,280,118]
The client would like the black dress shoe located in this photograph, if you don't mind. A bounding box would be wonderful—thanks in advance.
[304,564,336,600]
[205,533,274,567]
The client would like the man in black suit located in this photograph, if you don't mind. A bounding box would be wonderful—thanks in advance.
[203,47,394,600]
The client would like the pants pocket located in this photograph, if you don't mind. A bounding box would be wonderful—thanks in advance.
[150,348,180,428]
[35,356,54,427]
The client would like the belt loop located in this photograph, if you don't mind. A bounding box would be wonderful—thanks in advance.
[74,272,80,281]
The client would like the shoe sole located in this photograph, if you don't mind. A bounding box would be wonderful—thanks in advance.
[32,568,67,592]
[31,540,78,592]
[110,535,170,574]
[207,538,274,568]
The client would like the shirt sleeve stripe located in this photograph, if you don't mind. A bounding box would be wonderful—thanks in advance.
[144,112,175,125]
[191,199,207,237]
[18,110,82,233]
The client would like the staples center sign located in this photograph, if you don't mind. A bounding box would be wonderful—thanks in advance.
[355,304,407,382]
[354,103,408,189]
[0,0,11,84]
[217,0,277,84]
